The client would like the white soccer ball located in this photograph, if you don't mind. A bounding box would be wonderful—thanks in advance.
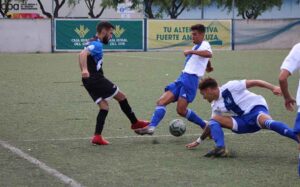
[169,119,186,137]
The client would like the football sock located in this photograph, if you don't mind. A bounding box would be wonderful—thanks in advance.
[95,109,108,135]
[149,106,166,128]
[298,152,300,177]
[119,99,138,124]
[294,113,300,135]
[209,119,225,148]
[185,108,206,129]
[264,120,299,142]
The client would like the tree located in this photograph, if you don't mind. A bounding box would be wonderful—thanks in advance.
[83,0,140,18]
[143,0,162,18]
[143,0,211,19]
[0,0,11,17]
[216,0,282,19]
[36,0,79,18]
[84,0,104,18]
[159,0,201,19]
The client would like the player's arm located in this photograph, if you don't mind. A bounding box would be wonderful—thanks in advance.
[184,50,212,58]
[245,80,282,96]
[185,126,210,149]
[186,124,211,149]
[279,69,296,111]
[79,49,90,78]
[206,59,214,73]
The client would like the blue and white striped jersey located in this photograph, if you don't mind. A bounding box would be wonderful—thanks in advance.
[211,80,268,117]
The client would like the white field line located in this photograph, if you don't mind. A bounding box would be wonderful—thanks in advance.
[19,130,273,142]
[0,140,84,187]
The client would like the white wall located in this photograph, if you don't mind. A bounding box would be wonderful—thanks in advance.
[0,19,52,53]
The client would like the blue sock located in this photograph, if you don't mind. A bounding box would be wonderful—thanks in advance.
[264,120,299,142]
[294,113,300,134]
[185,109,206,129]
[298,153,300,177]
[209,119,225,148]
[149,106,166,128]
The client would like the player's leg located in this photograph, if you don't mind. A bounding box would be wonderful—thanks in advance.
[212,115,234,129]
[81,78,111,145]
[177,97,206,129]
[189,116,233,147]
[135,91,175,135]
[258,113,298,142]
[150,91,175,127]
[294,113,300,176]
[204,119,228,157]
[113,90,149,129]
[294,113,300,145]
[91,100,110,145]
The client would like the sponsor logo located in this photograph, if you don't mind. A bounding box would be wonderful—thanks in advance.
[74,25,90,38]
[114,25,125,38]
[226,97,232,104]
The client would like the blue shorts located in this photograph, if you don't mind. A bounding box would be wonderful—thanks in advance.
[165,73,199,103]
[294,113,300,134]
[231,105,269,134]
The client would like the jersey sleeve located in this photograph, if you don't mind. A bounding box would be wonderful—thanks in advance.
[280,44,300,74]
[199,41,212,54]
[223,80,247,92]
[85,41,103,56]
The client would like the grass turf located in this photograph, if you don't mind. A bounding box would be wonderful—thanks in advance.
[0,50,299,186]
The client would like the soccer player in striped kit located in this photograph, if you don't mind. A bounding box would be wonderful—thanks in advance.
[186,77,298,158]
[278,42,300,176]
[136,24,213,135]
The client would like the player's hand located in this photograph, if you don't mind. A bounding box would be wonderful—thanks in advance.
[206,66,214,73]
[81,70,90,78]
[284,97,296,111]
[185,141,200,149]
[297,134,300,151]
[272,86,282,96]
[184,50,192,56]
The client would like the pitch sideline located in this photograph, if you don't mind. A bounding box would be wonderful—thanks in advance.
[0,139,84,187]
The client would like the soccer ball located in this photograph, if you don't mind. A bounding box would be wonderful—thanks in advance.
[169,119,186,137]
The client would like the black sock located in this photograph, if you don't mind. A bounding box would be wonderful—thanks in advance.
[119,99,138,124]
[95,109,108,135]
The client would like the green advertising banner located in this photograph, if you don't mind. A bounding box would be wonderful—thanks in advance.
[55,19,144,51]
[147,20,232,50]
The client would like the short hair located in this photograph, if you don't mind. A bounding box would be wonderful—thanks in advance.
[199,77,218,90]
[191,24,205,33]
[96,21,115,33]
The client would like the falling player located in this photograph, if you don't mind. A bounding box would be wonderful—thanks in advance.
[186,77,298,157]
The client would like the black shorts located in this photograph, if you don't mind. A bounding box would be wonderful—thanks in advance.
[82,76,119,104]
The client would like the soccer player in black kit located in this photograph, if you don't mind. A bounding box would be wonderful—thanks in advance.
[79,22,149,145]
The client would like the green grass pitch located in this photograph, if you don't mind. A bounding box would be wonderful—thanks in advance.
[0,50,299,186]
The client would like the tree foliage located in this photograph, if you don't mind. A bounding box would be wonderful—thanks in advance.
[215,0,282,19]
[36,0,79,18]
[143,0,211,19]
[83,0,140,18]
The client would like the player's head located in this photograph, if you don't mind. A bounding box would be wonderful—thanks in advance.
[96,21,115,44]
[199,77,219,103]
[190,24,205,44]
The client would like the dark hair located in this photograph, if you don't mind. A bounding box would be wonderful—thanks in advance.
[199,77,218,90]
[191,24,205,33]
[96,21,115,33]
